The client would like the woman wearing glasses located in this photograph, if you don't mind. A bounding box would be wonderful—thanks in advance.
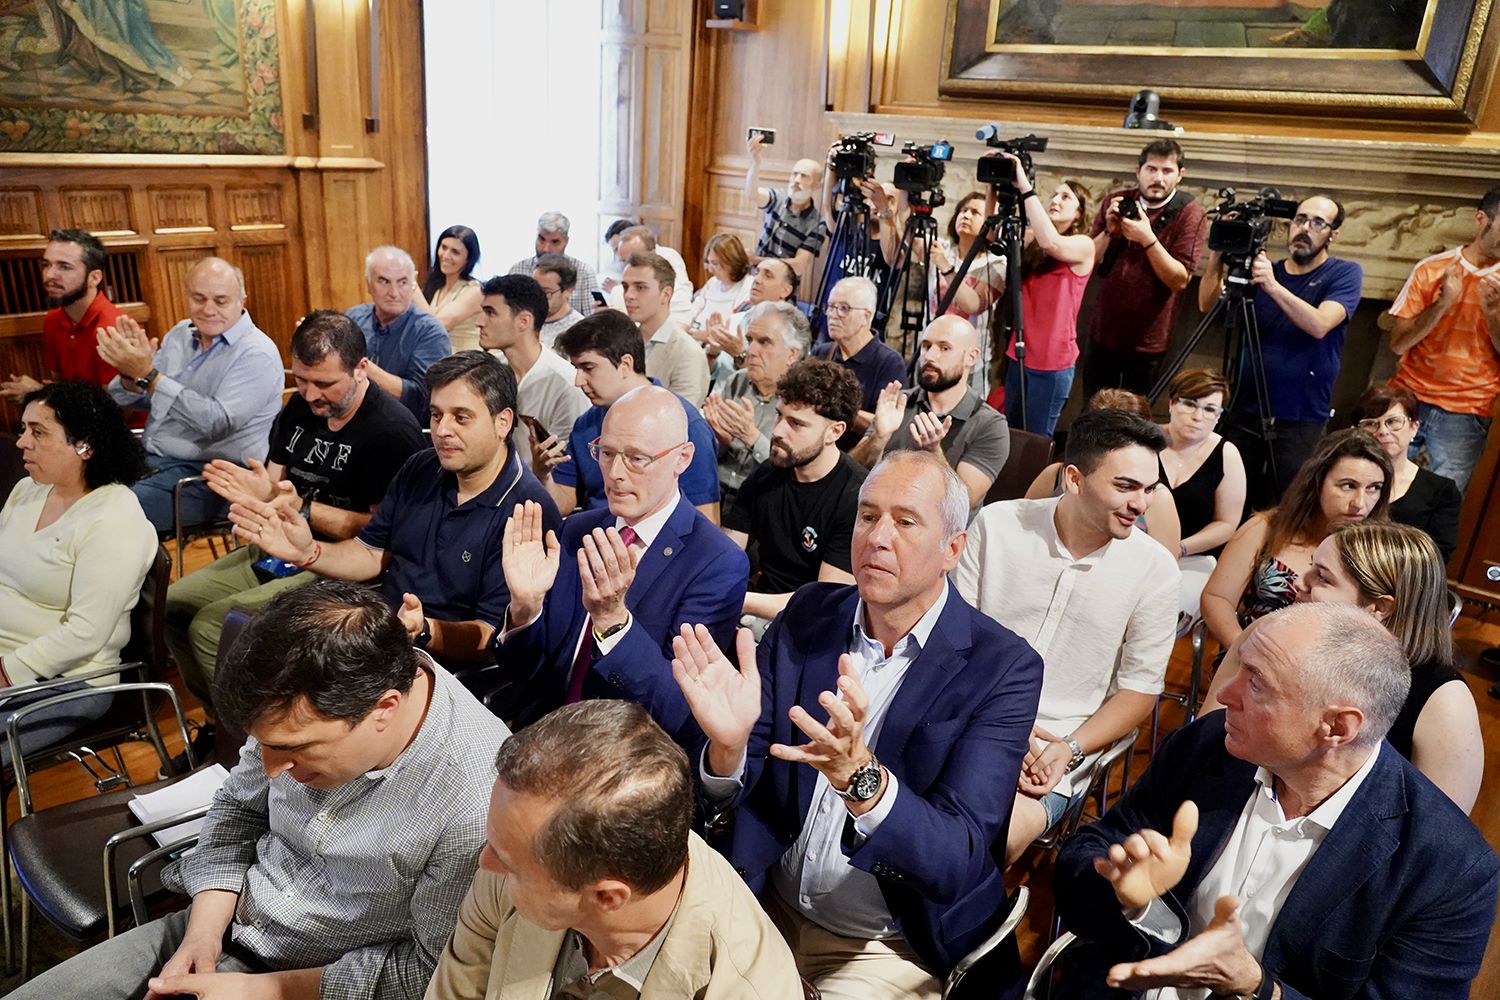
[1159,368,1246,559]
[1349,385,1462,562]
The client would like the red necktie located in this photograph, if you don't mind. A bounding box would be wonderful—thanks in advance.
[565,525,640,703]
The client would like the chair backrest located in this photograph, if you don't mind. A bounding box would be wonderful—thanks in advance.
[986,428,1055,505]
[211,606,257,765]
[122,545,172,682]
[0,432,24,500]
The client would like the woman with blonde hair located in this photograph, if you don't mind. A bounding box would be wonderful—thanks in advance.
[1200,428,1391,647]
[1204,520,1481,812]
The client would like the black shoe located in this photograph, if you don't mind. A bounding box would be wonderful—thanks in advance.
[158,723,217,778]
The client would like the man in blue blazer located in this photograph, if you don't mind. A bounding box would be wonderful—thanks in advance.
[492,383,748,742]
[1054,603,1498,1000]
[673,451,1044,999]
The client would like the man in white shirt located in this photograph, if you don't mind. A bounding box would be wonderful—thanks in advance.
[956,407,1179,865]
[604,225,694,327]
[1053,603,1498,1000]
[620,251,709,407]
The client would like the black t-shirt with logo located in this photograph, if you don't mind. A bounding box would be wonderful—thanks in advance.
[724,452,867,594]
[266,383,426,537]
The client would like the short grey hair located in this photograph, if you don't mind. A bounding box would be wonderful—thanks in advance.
[747,300,810,359]
[537,211,570,235]
[865,451,968,540]
[832,275,878,312]
[1262,602,1411,747]
[364,245,414,282]
[190,256,246,297]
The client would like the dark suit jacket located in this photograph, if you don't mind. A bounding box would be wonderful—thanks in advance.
[1054,711,1499,1000]
[498,494,748,742]
[715,582,1043,977]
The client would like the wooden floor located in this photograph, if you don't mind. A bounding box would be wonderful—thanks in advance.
[6,537,1500,994]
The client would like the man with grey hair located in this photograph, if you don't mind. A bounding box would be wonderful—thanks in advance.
[745,130,828,284]
[673,449,1044,999]
[703,299,809,499]
[814,275,907,450]
[1054,602,1498,1000]
[507,210,601,316]
[103,255,284,532]
[347,245,452,419]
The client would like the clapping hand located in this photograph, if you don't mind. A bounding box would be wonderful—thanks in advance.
[871,381,908,440]
[1105,895,1263,995]
[1438,261,1465,305]
[0,373,41,404]
[397,593,425,640]
[1092,800,1199,911]
[771,654,874,795]
[907,410,951,453]
[96,314,158,381]
[1478,272,1500,315]
[228,495,314,565]
[672,625,762,773]
[705,312,746,358]
[705,394,758,449]
[501,501,561,628]
[202,458,281,507]
[578,526,638,634]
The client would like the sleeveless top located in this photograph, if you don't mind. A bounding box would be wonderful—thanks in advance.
[433,277,482,353]
[1159,437,1228,541]
[1385,658,1466,761]
[1239,556,1298,625]
[1011,264,1089,372]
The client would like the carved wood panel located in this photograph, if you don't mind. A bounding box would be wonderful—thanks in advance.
[0,190,44,242]
[236,243,296,352]
[227,186,286,231]
[149,186,214,235]
[60,188,136,236]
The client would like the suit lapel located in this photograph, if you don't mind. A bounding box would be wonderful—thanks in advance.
[873,583,968,761]
[627,495,692,612]
[495,913,567,1000]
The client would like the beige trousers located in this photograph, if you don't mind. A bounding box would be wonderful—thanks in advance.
[765,892,942,1000]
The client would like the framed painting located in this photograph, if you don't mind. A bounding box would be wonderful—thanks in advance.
[942,0,1499,122]
[0,0,284,154]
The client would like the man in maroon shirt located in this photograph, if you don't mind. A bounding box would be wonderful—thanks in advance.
[1082,139,1207,398]
[1,229,125,403]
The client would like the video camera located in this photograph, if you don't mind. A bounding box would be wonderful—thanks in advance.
[830,133,879,183]
[893,140,953,194]
[974,127,1048,188]
[1207,187,1298,276]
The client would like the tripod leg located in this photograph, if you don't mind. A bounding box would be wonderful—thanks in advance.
[1147,297,1227,403]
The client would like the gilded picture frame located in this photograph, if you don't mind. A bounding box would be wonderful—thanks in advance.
[941,0,1499,123]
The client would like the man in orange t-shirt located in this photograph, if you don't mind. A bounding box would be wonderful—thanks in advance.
[1387,188,1500,494]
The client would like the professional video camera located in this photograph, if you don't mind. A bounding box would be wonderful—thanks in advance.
[974,126,1048,188]
[829,133,879,182]
[893,140,953,194]
[1207,186,1298,281]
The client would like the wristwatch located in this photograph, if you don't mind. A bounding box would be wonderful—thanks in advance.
[833,755,884,802]
[414,618,432,650]
[132,368,159,392]
[1062,734,1086,774]
[592,618,629,643]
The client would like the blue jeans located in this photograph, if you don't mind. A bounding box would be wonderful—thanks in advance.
[1410,403,1493,495]
[131,455,225,535]
[1005,364,1075,438]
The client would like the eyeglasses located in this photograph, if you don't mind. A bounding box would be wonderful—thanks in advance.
[1174,397,1223,418]
[1291,215,1335,233]
[588,437,687,473]
[1357,413,1410,434]
[538,285,564,297]
[827,303,871,317]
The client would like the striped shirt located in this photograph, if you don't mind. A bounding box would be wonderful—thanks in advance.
[1389,245,1500,416]
[164,658,510,1000]
[509,254,602,317]
[756,190,828,260]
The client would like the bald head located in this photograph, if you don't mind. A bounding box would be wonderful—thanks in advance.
[598,385,694,521]
[917,315,980,391]
[185,256,247,339]
[189,256,246,296]
[605,385,688,445]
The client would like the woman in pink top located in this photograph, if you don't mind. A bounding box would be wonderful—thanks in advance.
[949,153,1094,436]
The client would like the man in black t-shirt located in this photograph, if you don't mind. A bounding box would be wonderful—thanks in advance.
[722,359,866,624]
[165,311,425,722]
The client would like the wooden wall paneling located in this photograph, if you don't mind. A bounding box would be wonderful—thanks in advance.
[0,189,45,242]
[227,186,286,232]
[152,245,217,338]
[319,173,373,311]
[237,242,296,353]
[372,0,431,275]
[59,187,136,236]
[148,186,215,235]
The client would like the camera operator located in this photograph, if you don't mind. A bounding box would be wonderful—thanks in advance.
[928,192,1005,396]
[745,133,827,286]
[1198,195,1363,508]
[818,158,900,302]
[1084,139,1207,398]
[942,152,1096,437]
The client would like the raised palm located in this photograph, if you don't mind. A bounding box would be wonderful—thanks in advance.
[501,501,560,614]
[872,381,907,438]
[672,625,761,752]
[1094,800,1199,910]
[227,498,310,563]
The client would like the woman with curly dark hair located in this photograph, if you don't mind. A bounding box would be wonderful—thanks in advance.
[0,381,156,749]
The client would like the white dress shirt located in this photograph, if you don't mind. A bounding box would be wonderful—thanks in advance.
[701,586,950,939]
[1133,744,1382,1000]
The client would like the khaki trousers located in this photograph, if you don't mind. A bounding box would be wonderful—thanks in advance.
[765,891,942,1000]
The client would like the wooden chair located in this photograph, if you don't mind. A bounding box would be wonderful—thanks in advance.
[986,428,1055,505]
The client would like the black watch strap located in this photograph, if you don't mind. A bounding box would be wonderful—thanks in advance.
[133,368,159,391]
[414,618,432,649]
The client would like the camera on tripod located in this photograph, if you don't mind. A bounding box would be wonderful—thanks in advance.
[974,128,1048,188]
[829,133,879,182]
[893,141,952,194]
[1207,186,1298,280]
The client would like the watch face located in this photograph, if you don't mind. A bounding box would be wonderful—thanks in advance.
[848,762,882,801]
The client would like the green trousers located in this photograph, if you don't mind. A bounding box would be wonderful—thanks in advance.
[164,546,315,710]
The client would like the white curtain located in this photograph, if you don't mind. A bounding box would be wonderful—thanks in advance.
[422,1,604,279]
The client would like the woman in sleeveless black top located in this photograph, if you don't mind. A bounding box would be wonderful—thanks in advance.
[1158,370,1246,559]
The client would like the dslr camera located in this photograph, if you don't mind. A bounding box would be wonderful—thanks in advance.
[830,133,879,182]
[893,141,953,203]
[1207,186,1298,285]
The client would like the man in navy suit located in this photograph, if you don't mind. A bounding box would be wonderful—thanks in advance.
[1054,603,1498,1000]
[672,450,1044,999]
[493,384,748,741]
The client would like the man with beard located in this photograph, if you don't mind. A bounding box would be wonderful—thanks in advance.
[1,229,127,403]
[745,133,829,285]
[852,315,1010,511]
[164,311,425,734]
[722,358,865,626]
[1084,139,1207,398]
[232,351,559,667]
[1199,195,1362,509]
[956,408,1178,866]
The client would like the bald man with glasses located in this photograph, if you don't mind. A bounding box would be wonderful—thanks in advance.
[1198,195,1364,509]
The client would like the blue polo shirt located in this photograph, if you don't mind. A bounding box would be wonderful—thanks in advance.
[358,446,560,627]
[346,302,452,420]
[815,335,908,449]
[553,380,720,510]
[1246,256,1363,422]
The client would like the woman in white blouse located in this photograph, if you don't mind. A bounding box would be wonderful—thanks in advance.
[0,381,157,753]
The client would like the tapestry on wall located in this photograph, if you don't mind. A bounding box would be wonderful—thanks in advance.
[0,0,284,154]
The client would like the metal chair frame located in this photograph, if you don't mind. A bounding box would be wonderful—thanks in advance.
[1023,930,1080,999]
[172,474,240,579]
[943,885,1030,998]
